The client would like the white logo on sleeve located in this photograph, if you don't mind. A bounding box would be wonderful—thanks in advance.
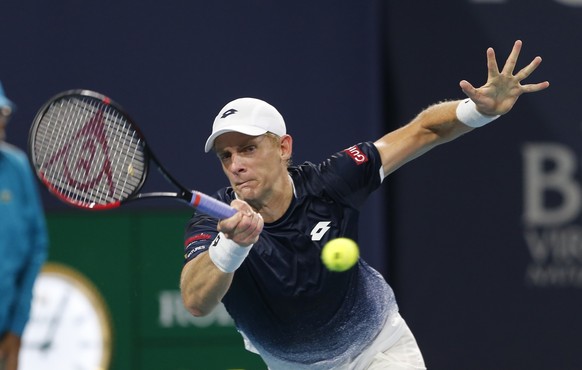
[311,221,331,241]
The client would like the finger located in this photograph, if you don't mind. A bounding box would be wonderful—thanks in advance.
[235,212,255,234]
[218,199,254,232]
[486,47,500,77]
[247,213,263,242]
[459,80,477,98]
[514,56,543,81]
[230,199,252,212]
[217,211,244,234]
[233,212,262,243]
[521,81,550,94]
[501,40,522,75]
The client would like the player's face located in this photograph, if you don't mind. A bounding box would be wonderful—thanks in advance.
[214,132,288,206]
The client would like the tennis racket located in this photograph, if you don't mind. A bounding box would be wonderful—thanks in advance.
[28,89,236,218]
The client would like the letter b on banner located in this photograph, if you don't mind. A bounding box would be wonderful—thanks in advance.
[523,143,581,226]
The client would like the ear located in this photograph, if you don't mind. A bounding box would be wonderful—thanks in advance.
[280,134,293,162]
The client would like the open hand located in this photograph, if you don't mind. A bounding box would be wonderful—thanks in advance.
[459,40,550,116]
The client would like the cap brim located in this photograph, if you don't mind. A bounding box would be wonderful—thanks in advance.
[204,125,269,152]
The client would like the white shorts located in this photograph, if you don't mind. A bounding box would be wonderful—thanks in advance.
[365,324,425,369]
[256,311,426,370]
[349,312,426,370]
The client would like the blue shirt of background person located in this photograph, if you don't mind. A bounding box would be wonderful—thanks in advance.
[0,81,49,370]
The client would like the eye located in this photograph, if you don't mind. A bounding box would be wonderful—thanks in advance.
[218,152,231,163]
[241,145,257,154]
[239,144,257,156]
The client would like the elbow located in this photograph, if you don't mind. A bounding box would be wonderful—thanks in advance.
[185,305,211,318]
[182,294,218,317]
[186,307,207,318]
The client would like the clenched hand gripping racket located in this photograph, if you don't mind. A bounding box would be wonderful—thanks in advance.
[28,89,236,218]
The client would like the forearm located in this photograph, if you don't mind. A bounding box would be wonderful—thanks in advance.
[180,252,233,317]
[416,100,475,144]
[375,100,473,176]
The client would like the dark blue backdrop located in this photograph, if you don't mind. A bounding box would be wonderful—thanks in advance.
[2,0,581,369]
[386,1,582,369]
[0,0,387,271]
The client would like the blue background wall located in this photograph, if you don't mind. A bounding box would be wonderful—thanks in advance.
[2,0,581,369]
[1,0,388,272]
[386,1,582,369]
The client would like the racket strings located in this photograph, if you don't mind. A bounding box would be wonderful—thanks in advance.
[33,96,146,207]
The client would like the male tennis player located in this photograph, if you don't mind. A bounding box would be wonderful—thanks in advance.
[181,40,549,369]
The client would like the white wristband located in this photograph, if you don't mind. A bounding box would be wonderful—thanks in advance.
[456,98,500,128]
[208,232,253,273]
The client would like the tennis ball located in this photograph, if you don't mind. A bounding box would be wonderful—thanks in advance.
[321,237,360,272]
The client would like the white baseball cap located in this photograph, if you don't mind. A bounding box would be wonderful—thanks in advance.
[205,97,286,152]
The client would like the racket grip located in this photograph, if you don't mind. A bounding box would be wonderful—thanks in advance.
[190,191,237,219]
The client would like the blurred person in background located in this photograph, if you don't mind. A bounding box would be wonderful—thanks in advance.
[0,81,48,370]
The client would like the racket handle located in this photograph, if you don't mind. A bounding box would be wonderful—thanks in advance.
[190,191,237,219]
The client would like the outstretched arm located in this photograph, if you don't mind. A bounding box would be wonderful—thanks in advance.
[374,40,549,177]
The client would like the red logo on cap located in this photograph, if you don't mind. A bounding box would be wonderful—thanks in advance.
[344,145,368,165]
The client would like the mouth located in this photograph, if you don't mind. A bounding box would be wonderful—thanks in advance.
[235,180,252,189]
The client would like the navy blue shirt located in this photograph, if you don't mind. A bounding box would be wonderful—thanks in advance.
[184,142,397,368]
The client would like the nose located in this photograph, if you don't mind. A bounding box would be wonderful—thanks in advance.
[228,153,246,174]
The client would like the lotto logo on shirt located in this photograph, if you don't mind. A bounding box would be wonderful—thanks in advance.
[344,145,368,165]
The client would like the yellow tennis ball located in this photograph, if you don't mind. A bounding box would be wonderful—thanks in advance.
[321,238,360,272]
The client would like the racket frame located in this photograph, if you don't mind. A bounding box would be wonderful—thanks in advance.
[29,89,203,210]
